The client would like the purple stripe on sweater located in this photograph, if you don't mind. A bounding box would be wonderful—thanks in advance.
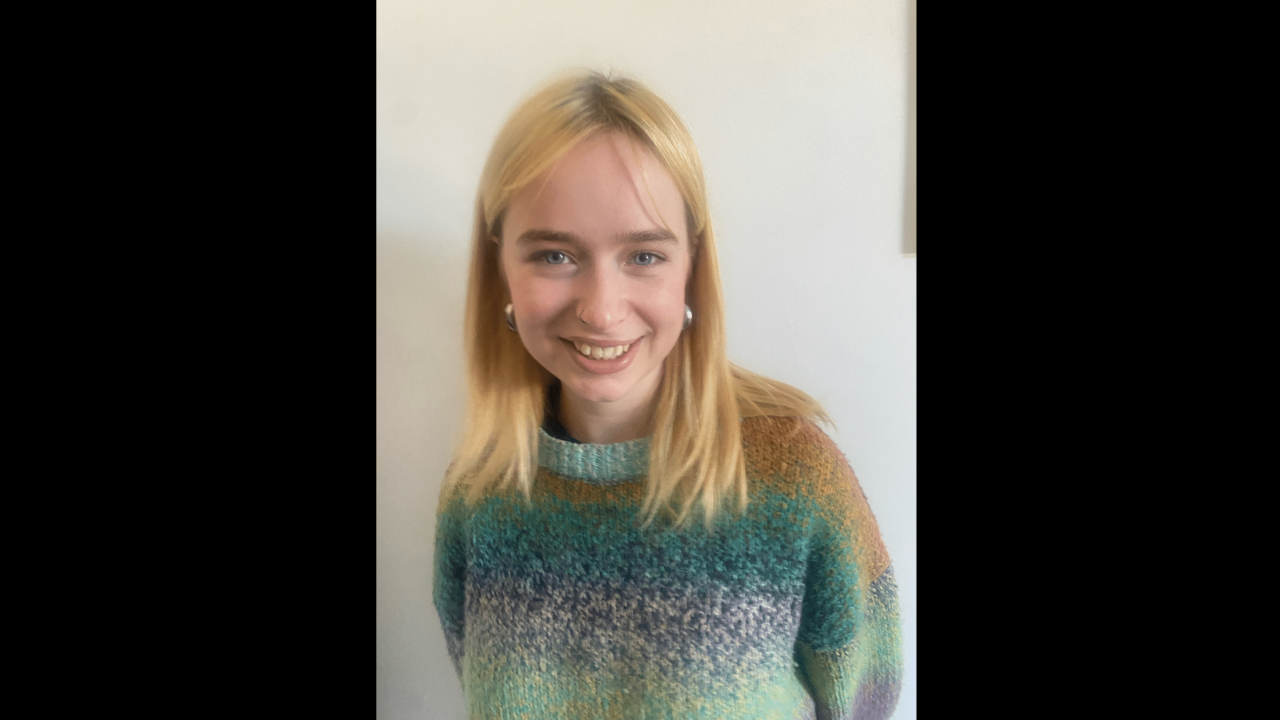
[849,678,901,720]
[465,573,805,688]
[443,625,464,683]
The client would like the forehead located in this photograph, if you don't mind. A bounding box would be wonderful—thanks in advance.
[505,133,687,246]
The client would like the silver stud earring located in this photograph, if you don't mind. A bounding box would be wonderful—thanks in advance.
[683,304,692,329]
[505,303,517,332]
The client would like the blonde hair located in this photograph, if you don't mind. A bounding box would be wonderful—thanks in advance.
[446,70,829,529]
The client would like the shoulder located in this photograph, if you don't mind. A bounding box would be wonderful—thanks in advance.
[436,463,472,519]
[740,415,851,489]
[740,415,891,574]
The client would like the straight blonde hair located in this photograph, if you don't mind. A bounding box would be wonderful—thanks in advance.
[445,70,829,529]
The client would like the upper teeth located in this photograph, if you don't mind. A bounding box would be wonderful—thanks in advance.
[577,342,631,360]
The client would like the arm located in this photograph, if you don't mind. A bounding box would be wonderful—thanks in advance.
[432,482,468,689]
[795,449,903,720]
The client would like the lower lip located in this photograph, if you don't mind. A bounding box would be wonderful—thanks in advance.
[563,338,642,375]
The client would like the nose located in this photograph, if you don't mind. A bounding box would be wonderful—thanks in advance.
[576,265,625,331]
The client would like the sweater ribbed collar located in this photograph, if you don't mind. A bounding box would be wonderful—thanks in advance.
[537,427,649,485]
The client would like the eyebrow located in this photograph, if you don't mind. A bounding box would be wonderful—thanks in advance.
[620,229,678,244]
[516,228,678,245]
[516,229,583,245]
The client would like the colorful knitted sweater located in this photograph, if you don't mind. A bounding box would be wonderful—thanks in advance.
[433,416,902,719]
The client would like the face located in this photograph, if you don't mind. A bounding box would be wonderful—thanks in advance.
[499,132,692,409]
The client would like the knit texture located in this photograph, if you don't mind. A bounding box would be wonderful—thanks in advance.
[434,416,902,720]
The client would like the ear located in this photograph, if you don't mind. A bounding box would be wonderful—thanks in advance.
[683,205,699,264]
[492,235,509,288]
[491,210,507,277]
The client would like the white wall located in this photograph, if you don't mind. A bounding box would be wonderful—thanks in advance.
[376,2,916,718]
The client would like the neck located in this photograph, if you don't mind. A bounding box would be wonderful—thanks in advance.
[558,371,662,445]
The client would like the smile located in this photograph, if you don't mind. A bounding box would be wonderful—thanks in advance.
[561,337,643,375]
[573,341,633,360]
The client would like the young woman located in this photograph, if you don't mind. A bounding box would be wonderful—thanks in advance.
[434,71,902,719]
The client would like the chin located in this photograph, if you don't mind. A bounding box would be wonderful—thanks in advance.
[559,375,635,404]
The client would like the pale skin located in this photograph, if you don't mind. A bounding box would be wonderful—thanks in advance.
[498,132,692,444]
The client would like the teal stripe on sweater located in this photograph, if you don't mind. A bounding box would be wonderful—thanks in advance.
[537,427,650,482]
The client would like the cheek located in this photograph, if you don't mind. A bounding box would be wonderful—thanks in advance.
[507,274,566,326]
[645,277,689,331]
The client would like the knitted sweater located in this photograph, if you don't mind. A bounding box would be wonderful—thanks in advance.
[433,416,902,720]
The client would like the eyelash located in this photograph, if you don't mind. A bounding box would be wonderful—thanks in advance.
[532,251,666,267]
[629,252,663,266]
[539,251,570,265]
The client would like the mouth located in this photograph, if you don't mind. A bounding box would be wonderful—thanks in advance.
[570,339,635,360]
[561,337,642,375]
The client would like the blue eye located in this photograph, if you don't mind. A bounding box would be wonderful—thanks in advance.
[543,251,568,265]
[633,252,659,266]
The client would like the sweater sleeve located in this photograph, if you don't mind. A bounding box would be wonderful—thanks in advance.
[795,442,903,720]
[432,481,468,689]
